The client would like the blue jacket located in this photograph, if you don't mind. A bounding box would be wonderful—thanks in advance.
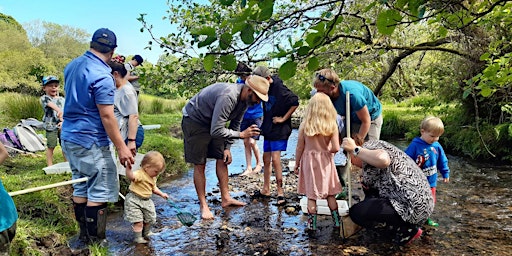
[405,137,450,187]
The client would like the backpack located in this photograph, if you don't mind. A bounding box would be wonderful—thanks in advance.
[13,124,46,152]
[0,128,23,150]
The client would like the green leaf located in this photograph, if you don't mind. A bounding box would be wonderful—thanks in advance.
[297,46,310,56]
[462,88,471,99]
[480,87,493,97]
[278,61,297,80]
[376,9,403,35]
[395,0,408,9]
[190,26,216,37]
[508,124,512,138]
[305,33,322,48]
[307,57,319,71]
[198,36,217,48]
[219,33,232,50]
[310,22,326,34]
[241,24,255,44]
[258,1,274,21]
[240,0,247,8]
[219,0,235,6]
[220,54,237,71]
[364,2,377,12]
[203,54,215,72]
[438,26,448,38]
[480,52,491,61]
[408,0,422,17]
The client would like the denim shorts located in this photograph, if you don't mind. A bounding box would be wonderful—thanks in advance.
[62,140,119,203]
[263,139,288,152]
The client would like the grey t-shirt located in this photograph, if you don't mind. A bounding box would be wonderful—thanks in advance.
[114,83,139,140]
[182,83,248,147]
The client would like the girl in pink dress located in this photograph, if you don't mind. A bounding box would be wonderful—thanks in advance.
[294,92,342,230]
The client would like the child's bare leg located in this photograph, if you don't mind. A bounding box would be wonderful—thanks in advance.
[261,152,272,195]
[307,198,317,214]
[271,151,283,196]
[46,147,55,166]
[241,138,253,176]
[251,138,262,173]
[327,195,338,211]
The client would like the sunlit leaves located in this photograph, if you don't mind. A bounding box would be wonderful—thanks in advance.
[203,54,215,71]
[278,61,297,80]
[376,9,402,35]
[220,54,237,71]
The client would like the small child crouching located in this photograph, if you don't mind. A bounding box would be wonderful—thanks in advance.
[124,151,169,243]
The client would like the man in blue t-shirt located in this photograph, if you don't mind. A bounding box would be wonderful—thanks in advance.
[313,68,382,142]
[61,28,134,245]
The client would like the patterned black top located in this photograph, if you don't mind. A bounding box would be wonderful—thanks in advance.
[362,140,434,224]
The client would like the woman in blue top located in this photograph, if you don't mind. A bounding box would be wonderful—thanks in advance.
[313,68,383,142]
[0,143,17,255]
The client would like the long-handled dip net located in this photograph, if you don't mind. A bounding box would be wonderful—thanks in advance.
[167,199,197,227]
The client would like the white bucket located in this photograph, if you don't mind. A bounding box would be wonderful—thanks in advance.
[300,196,349,216]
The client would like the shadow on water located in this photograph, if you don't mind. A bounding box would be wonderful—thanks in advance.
[107,131,512,255]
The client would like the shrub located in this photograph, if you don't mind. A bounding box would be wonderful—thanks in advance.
[1,92,43,123]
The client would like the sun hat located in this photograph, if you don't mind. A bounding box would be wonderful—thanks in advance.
[252,66,271,78]
[42,76,59,86]
[92,28,117,48]
[245,75,269,102]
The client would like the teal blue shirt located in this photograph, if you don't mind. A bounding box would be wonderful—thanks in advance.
[332,80,382,124]
[0,180,18,232]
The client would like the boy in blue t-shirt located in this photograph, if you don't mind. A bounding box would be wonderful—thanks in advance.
[405,116,450,227]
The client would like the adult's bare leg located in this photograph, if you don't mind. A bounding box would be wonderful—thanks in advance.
[193,164,214,219]
[216,159,246,208]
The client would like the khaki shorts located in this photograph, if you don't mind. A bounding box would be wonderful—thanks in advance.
[46,129,61,149]
[124,192,156,224]
[181,117,225,164]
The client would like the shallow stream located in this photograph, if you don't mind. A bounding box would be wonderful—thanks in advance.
[105,130,512,255]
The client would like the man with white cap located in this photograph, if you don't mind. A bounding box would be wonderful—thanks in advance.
[182,75,270,219]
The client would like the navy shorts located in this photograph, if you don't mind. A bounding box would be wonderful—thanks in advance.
[263,139,288,152]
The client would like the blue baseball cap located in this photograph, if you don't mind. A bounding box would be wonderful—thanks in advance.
[92,28,117,48]
[42,76,59,86]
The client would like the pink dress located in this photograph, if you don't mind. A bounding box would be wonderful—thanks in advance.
[296,130,342,200]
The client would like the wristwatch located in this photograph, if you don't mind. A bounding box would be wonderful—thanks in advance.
[353,146,362,156]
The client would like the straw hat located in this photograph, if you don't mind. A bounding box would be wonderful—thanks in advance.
[245,75,269,102]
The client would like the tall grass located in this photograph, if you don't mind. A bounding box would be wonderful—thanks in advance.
[138,94,186,114]
[1,92,43,125]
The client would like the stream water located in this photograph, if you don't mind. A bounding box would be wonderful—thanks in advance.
[105,130,512,256]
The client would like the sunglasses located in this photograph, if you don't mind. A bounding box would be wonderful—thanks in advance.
[315,73,335,84]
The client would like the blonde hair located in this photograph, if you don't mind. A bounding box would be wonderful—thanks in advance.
[301,92,338,136]
[141,151,166,172]
[420,116,445,136]
[313,68,340,90]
